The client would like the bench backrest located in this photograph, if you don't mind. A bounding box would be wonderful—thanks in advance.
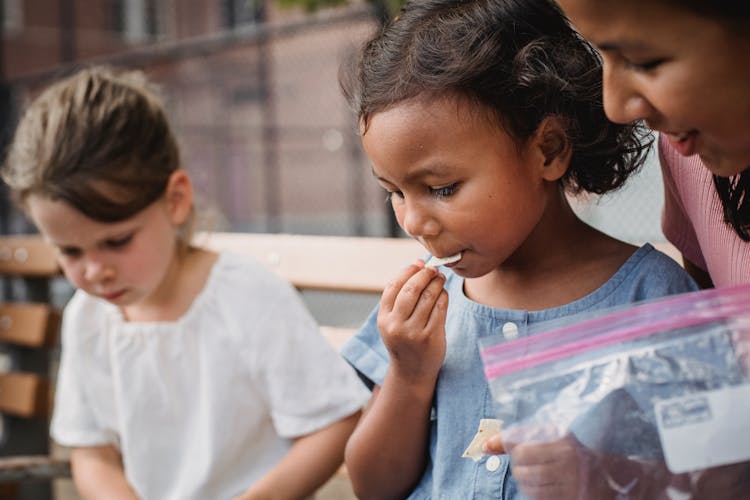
[0,236,61,418]
[200,232,424,293]
[200,232,425,349]
[0,235,65,497]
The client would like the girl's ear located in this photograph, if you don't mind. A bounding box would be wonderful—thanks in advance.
[164,170,194,225]
[533,116,572,182]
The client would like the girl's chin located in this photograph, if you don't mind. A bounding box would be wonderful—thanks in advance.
[450,266,494,280]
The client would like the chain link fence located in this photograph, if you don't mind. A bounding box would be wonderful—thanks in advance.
[2,0,667,244]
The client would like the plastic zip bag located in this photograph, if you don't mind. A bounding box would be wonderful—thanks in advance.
[480,284,750,499]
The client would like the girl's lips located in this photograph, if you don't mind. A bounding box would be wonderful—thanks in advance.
[101,290,126,302]
[664,130,698,157]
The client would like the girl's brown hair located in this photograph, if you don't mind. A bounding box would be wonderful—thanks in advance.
[3,66,182,223]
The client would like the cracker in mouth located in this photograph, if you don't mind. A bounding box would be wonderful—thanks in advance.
[425,252,462,268]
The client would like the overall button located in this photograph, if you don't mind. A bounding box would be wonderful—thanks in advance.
[486,455,501,472]
[502,322,519,340]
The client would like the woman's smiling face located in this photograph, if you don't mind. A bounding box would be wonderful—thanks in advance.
[557,0,750,177]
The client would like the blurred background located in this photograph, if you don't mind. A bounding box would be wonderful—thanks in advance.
[0,0,666,243]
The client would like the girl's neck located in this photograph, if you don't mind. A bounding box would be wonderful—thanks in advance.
[121,247,218,322]
[464,196,637,311]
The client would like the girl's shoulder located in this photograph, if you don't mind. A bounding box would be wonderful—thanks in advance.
[197,251,308,318]
[60,289,115,348]
[614,243,699,298]
[207,251,299,295]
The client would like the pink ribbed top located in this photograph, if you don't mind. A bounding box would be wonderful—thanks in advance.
[659,134,750,287]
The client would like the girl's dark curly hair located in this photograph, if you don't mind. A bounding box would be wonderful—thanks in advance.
[340,0,651,195]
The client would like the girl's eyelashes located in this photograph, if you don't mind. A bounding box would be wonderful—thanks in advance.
[382,184,458,202]
[431,183,458,198]
[56,233,133,257]
[59,246,82,258]
[383,188,403,203]
[105,234,134,249]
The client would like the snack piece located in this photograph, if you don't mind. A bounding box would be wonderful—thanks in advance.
[425,252,462,268]
[462,418,503,462]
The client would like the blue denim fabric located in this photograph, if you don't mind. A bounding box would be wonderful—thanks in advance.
[341,244,698,499]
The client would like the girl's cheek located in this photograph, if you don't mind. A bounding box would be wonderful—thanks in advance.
[59,262,82,287]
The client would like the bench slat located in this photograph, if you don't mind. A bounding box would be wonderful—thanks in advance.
[0,304,61,348]
[0,236,59,277]
[201,233,424,294]
[0,456,71,482]
[0,372,48,418]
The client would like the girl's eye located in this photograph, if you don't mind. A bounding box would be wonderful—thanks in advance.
[105,235,133,249]
[59,247,82,258]
[431,183,458,198]
[384,190,404,203]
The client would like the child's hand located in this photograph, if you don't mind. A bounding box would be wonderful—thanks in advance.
[377,260,448,386]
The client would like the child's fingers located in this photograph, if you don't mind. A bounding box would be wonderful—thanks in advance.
[380,261,424,313]
[390,266,440,320]
[421,285,448,333]
[409,274,447,328]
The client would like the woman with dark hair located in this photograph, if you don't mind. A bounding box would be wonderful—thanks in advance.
[555,0,750,289]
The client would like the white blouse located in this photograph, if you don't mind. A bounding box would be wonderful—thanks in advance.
[51,252,369,499]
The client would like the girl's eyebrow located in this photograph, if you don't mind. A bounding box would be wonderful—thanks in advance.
[371,165,453,184]
[51,228,135,250]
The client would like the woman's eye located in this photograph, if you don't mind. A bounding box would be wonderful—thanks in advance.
[431,184,458,198]
[623,58,666,72]
[106,235,133,249]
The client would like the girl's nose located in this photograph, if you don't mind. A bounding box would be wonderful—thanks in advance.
[400,202,440,239]
[602,64,654,125]
[83,256,112,283]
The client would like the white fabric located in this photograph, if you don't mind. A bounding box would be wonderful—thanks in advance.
[51,252,369,500]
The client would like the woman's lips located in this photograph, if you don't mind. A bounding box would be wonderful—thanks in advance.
[664,130,698,157]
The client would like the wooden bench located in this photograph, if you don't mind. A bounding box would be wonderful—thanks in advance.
[0,235,68,499]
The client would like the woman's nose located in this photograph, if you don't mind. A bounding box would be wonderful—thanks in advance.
[602,63,653,124]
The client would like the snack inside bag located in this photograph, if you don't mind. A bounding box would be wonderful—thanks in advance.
[479,284,750,498]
